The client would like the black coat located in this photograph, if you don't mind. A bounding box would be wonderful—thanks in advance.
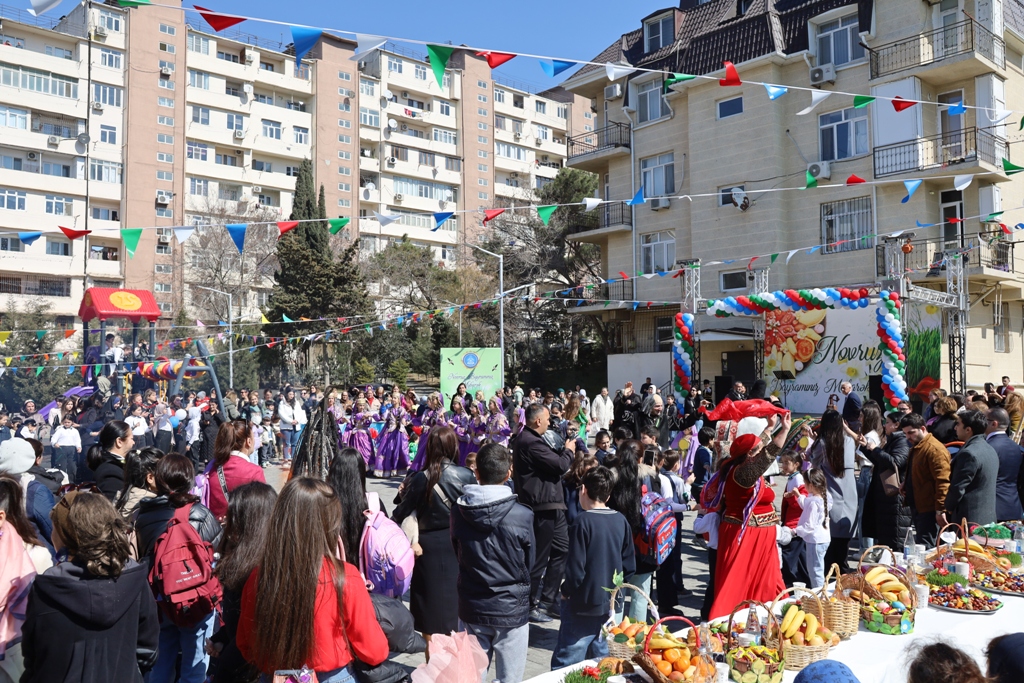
[945,435,1000,525]
[392,461,476,532]
[986,432,1024,521]
[511,427,572,512]
[450,485,535,628]
[861,431,913,549]
[94,451,125,501]
[929,415,958,445]
[134,496,223,559]
[21,559,159,683]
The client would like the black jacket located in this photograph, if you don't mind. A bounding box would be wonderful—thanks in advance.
[945,434,999,525]
[134,496,223,559]
[28,465,63,495]
[451,484,534,628]
[561,508,635,617]
[392,461,476,532]
[94,451,126,501]
[613,393,642,432]
[861,431,913,549]
[929,415,958,445]
[21,559,159,683]
[512,427,572,512]
[986,432,1024,521]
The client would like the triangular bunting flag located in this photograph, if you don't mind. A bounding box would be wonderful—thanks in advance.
[901,179,923,203]
[892,96,916,112]
[988,108,1014,124]
[282,315,294,323]
[120,228,143,258]
[225,223,246,253]
[432,212,454,231]
[664,73,695,90]
[349,34,386,61]
[797,90,831,115]
[540,60,575,77]
[173,227,195,243]
[764,84,787,100]
[59,226,90,240]
[290,26,322,67]
[536,205,557,226]
[954,174,974,191]
[260,312,270,322]
[770,253,779,263]
[949,100,967,116]
[853,95,875,108]
[1020,116,1024,131]
[747,256,760,270]
[27,0,61,17]
[846,174,866,185]
[35,367,43,377]
[373,212,400,227]
[193,5,246,32]
[719,61,741,86]
[483,209,505,225]
[476,51,515,69]
[64,330,75,339]
[582,198,601,212]
[786,249,800,264]
[426,45,455,88]
[35,331,45,340]
[116,0,150,7]
[328,217,350,235]
[605,63,635,81]
[804,170,817,189]
[986,211,1005,221]
[17,232,41,246]
[1001,223,1012,235]
[277,221,299,236]
[1003,158,1024,175]
[625,188,646,206]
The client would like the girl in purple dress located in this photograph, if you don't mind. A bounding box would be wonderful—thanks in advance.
[374,388,410,477]
[467,402,487,454]
[345,397,377,468]
[448,400,473,466]
[411,393,445,471]
[485,398,512,447]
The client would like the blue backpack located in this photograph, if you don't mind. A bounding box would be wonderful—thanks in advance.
[634,482,677,566]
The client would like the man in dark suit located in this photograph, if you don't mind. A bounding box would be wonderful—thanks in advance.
[985,407,1024,521]
[840,381,863,432]
[943,409,1000,526]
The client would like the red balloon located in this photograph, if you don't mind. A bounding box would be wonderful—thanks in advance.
[890,398,900,407]
[889,292,900,301]
[859,288,869,298]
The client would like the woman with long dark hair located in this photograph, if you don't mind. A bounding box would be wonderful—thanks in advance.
[237,478,388,682]
[327,448,377,564]
[86,421,135,501]
[811,409,858,572]
[606,440,654,621]
[393,426,475,646]
[114,447,163,519]
[210,482,277,683]
[858,411,912,549]
[206,420,266,520]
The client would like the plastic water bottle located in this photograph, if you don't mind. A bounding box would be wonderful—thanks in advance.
[744,607,761,646]
[905,525,916,553]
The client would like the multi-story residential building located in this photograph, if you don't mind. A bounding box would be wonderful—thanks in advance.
[0,3,127,322]
[564,0,1024,394]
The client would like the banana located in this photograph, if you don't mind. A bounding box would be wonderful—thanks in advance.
[881,591,899,602]
[803,613,819,642]
[864,566,888,584]
[784,610,806,639]
[877,581,906,594]
[780,605,799,634]
[795,309,827,327]
[801,328,822,342]
[869,572,900,587]
[649,638,682,650]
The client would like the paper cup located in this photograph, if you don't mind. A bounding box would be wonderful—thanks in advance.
[716,663,731,683]
[954,561,971,577]
[915,583,930,608]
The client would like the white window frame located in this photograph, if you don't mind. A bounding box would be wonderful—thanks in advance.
[717,96,744,119]
[99,48,121,69]
[636,79,669,124]
[720,270,748,292]
[818,106,868,161]
[45,195,73,215]
[814,12,865,67]
[641,153,675,197]
[821,196,873,253]
[191,106,209,125]
[261,119,282,139]
[294,126,309,144]
[188,70,210,90]
[360,107,380,127]
[189,177,209,196]
[641,231,675,273]
[645,12,675,53]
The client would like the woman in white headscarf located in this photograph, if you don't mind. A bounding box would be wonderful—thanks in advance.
[185,406,203,462]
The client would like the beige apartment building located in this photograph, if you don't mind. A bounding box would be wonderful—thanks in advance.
[565,0,1024,397]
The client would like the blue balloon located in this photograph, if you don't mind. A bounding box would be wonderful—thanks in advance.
[170,417,180,428]
[880,290,890,298]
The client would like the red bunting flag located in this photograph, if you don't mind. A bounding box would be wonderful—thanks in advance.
[277,221,298,236]
[892,96,916,112]
[59,226,91,240]
[618,271,630,281]
[1001,223,1012,235]
[846,174,866,185]
[64,330,75,339]
[483,209,505,225]
[948,217,962,224]
[476,51,515,69]
[719,61,741,86]
[747,255,760,270]
[193,5,246,32]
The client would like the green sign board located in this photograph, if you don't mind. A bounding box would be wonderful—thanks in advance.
[440,348,502,404]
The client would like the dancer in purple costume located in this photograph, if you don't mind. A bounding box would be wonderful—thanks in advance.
[467,402,487,453]
[448,400,473,466]
[485,398,512,447]
[345,397,377,467]
[374,387,410,477]
[410,393,445,471]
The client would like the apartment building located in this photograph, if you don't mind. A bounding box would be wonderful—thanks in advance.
[0,3,127,321]
[564,0,1024,393]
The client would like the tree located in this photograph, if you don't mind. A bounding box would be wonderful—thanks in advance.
[0,302,78,409]
[353,357,375,385]
[388,359,409,390]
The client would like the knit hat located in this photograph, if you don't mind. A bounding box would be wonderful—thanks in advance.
[730,433,761,459]
[794,661,860,683]
[0,438,36,475]
[987,632,1024,682]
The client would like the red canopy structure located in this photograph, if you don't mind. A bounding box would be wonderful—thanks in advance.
[78,288,162,324]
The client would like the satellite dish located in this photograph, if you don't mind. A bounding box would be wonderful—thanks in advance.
[76,133,90,145]
[365,182,377,191]
[387,119,398,130]
[444,189,454,201]
[730,188,750,211]
[385,89,394,99]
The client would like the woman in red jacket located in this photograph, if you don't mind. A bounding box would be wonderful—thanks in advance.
[237,477,388,683]
[206,420,266,520]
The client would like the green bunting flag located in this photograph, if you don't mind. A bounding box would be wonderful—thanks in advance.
[987,211,1005,221]
[853,96,875,108]
[804,170,817,189]
[35,366,43,377]
[328,217,350,235]
[120,228,143,258]
[664,73,695,91]
[770,253,779,264]
[426,45,455,89]
[1019,115,1024,131]
[116,0,150,6]
[1003,158,1024,175]
[536,205,557,226]
[35,331,45,340]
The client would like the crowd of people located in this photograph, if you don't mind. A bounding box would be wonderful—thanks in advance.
[0,368,1017,683]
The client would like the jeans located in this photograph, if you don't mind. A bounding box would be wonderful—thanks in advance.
[460,621,529,683]
[531,510,568,608]
[806,541,829,588]
[914,511,939,549]
[281,429,299,460]
[854,466,872,548]
[550,598,609,670]
[613,572,652,623]
[149,611,215,683]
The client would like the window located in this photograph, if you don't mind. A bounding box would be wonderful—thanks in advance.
[158,302,172,312]
[339,71,352,81]
[217,51,239,63]
[159,23,176,35]
[294,126,309,144]
[261,120,282,139]
[338,119,351,129]
[158,96,174,107]
[338,101,351,112]
[477,107,488,117]
[338,182,351,191]
[645,13,675,52]
[45,195,72,215]
[90,160,122,183]
[438,101,452,116]
[821,196,873,253]
[154,283,172,293]
[359,78,375,98]
[252,159,272,172]
[218,184,240,201]
[494,89,506,104]
[0,64,78,99]
[338,134,352,143]
[414,64,427,80]
[477,135,488,144]
[0,154,23,171]
[719,185,745,207]
[43,162,70,177]
[337,166,352,176]
[477,79,488,89]
[225,82,240,96]
[158,152,174,163]
[641,231,675,272]
[157,170,173,180]
[157,133,174,144]
[393,176,457,202]
[445,157,461,171]
[0,236,21,251]
[478,122,488,130]
[98,9,121,31]
[190,106,209,125]
[97,125,116,145]
[479,192,489,199]
[158,115,174,126]
[495,142,527,160]
[93,83,122,107]
[159,42,175,54]
[188,70,209,89]
[158,79,175,90]
[479,178,489,186]
[215,154,238,167]
[479,150,489,158]
[817,14,864,66]
[187,34,209,54]
[259,62,275,72]
[0,107,27,129]
[494,115,507,130]
[226,113,244,131]
[637,80,669,123]
[159,60,175,73]
[478,94,489,103]
[995,303,1010,353]
[653,316,676,351]
[717,96,743,119]
[156,264,172,274]
[186,141,208,160]
[257,194,275,206]
[360,107,380,127]
[92,207,120,221]
[641,153,675,197]
[478,163,488,171]
[46,238,71,256]
[339,87,355,97]
[387,56,403,73]
[189,177,209,195]
[557,104,568,118]
[535,124,550,141]
[819,107,868,161]
[720,270,748,291]
[98,48,121,68]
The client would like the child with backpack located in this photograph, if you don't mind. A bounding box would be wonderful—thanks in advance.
[551,466,635,669]
[451,443,535,683]
[656,450,693,617]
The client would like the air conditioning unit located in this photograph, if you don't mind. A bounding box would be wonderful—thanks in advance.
[244,49,256,64]
[252,186,262,193]
[357,60,368,71]
[160,66,172,77]
[807,160,832,180]
[46,135,59,146]
[535,138,543,145]
[155,192,171,205]
[401,91,409,98]
[541,155,549,162]
[514,132,522,140]
[387,156,397,165]
[234,149,243,155]
[91,101,104,111]
[394,193,404,201]
[26,151,37,161]
[157,235,171,244]
[604,83,623,100]
[399,124,408,131]
[243,83,254,94]
[510,172,519,178]
[651,197,671,211]
[93,25,107,38]
[809,63,836,86]
[233,129,245,140]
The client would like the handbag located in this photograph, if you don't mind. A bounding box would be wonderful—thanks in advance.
[880,467,901,497]
[272,667,318,683]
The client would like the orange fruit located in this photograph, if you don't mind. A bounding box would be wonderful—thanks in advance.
[673,658,689,673]
[669,673,685,682]
[663,648,682,664]
[649,653,663,663]
[656,660,674,676]
[610,627,623,635]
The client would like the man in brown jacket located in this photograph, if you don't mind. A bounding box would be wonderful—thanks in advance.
[901,413,951,547]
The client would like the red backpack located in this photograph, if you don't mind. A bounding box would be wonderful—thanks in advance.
[148,504,222,627]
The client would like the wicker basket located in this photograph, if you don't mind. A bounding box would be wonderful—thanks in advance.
[724,600,785,678]
[767,586,832,670]
[601,581,657,659]
[801,563,860,640]
[856,545,917,635]
[632,616,715,683]
[927,519,1006,574]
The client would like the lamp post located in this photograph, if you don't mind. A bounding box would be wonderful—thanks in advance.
[194,285,233,389]
[465,244,504,386]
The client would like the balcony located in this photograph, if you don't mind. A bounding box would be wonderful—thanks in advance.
[565,203,633,242]
[875,230,1016,284]
[568,279,636,314]
[869,19,1004,81]
[566,122,630,172]
[872,127,1007,178]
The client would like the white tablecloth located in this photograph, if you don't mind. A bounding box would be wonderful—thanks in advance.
[526,596,1024,683]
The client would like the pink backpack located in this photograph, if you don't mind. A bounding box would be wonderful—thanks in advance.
[359,492,414,598]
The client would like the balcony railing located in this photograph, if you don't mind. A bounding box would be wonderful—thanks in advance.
[875,231,1014,276]
[870,18,1004,79]
[565,203,633,236]
[567,122,630,161]
[872,127,1007,177]
[576,279,635,304]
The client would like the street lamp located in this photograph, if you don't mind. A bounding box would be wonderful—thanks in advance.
[465,244,504,386]
[194,285,233,389]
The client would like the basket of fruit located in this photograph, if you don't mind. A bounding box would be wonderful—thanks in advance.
[927,519,1005,574]
[724,600,785,683]
[767,587,836,670]
[801,563,860,640]
[602,574,657,659]
[632,616,716,683]
[856,546,917,635]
